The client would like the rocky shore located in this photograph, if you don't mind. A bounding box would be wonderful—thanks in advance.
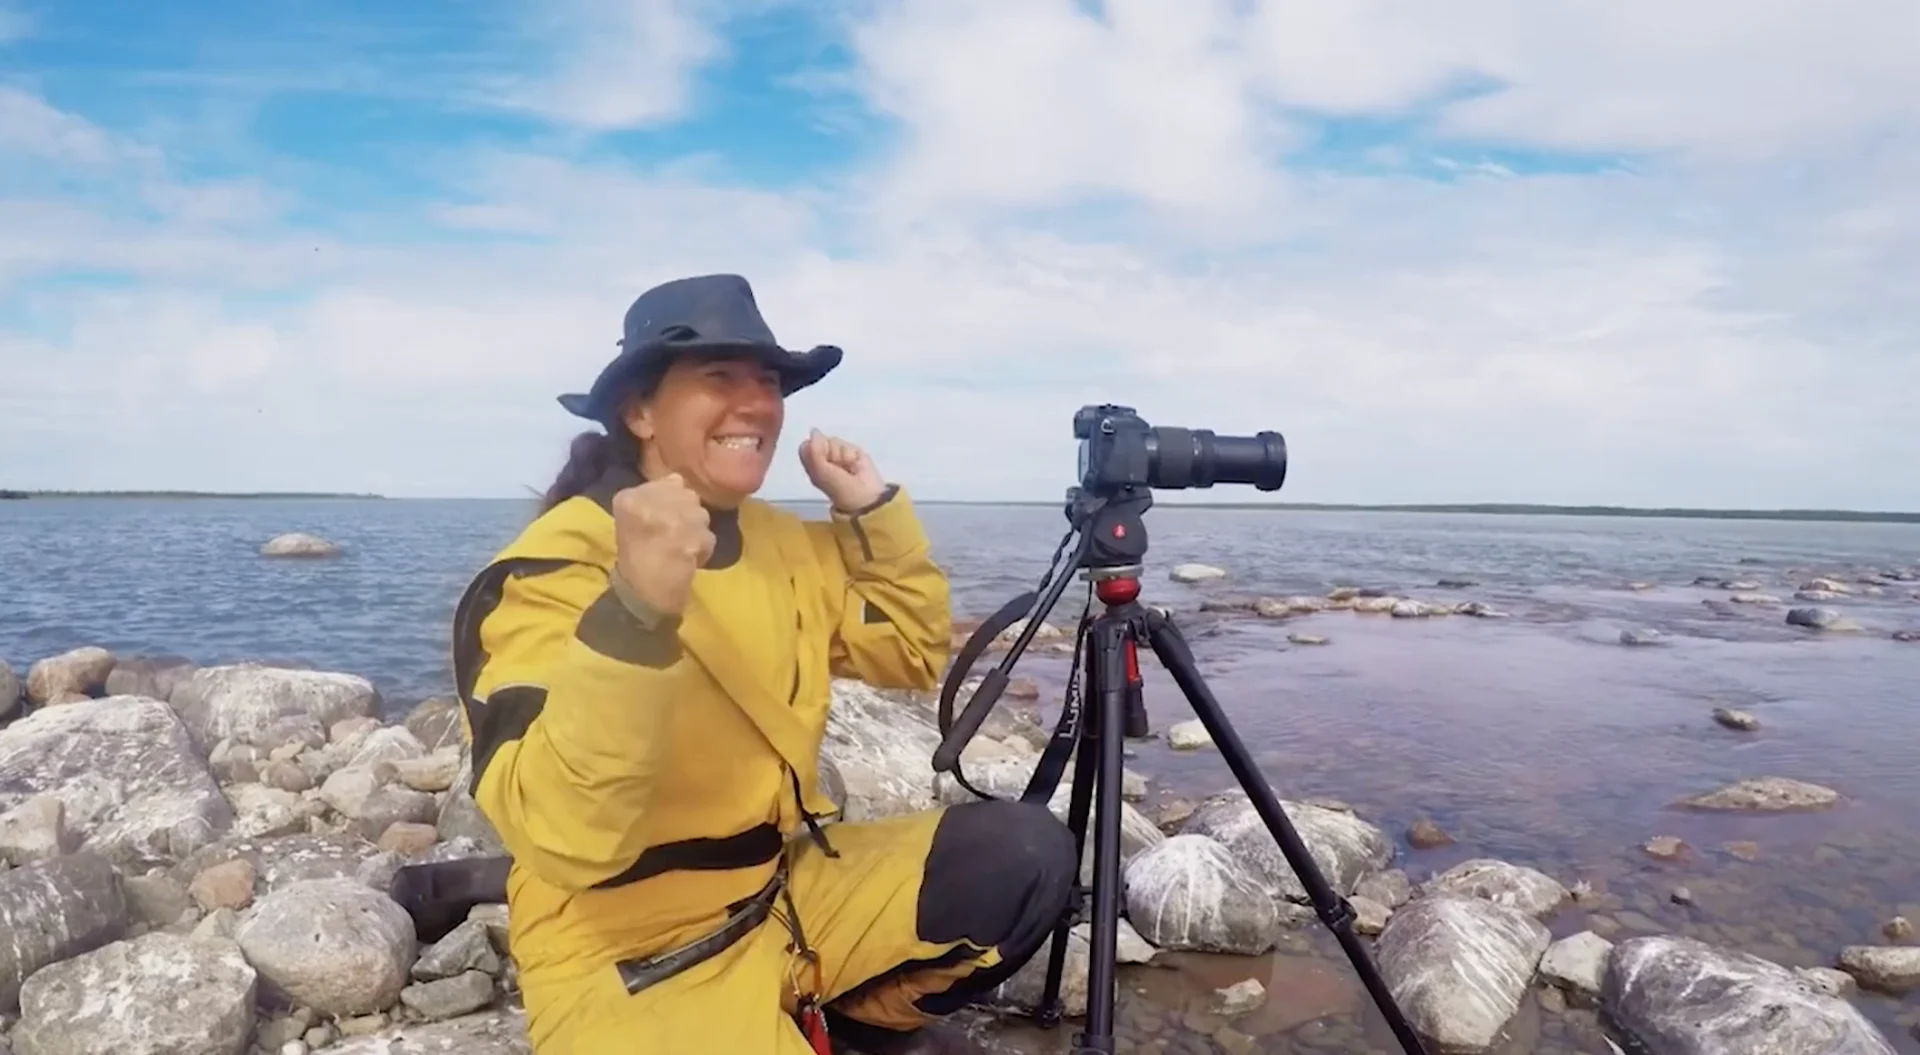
[3,632,1917,1055]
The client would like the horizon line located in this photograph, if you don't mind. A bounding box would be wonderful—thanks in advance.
[7,490,1920,524]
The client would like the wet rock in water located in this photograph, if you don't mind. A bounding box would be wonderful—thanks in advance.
[236,877,416,1017]
[1351,895,1392,935]
[1679,777,1840,812]
[1390,599,1441,618]
[1643,836,1689,861]
[1886,916,1914,940]
[1170,563,1226,584]
[1727,592,1780,605]
[1424,858,1569,919]
[171,665,380,752]
[1539,930,1612,1004]
[1407,818,1454,849]
[1454,600,1509,618]
[1602,934,1896,1055]
[1375,894,1550,1052]
[11,931,257,1055]
[0,852,128,1009]
[1797,589,1845,602]
[1355,868,1412,908]
[326,1009,531,1054]
[260,532,341,558]
[0,697,232,867]
[1180,791,1392,903]
[1124,834,1280,954]
[1785,606,1862,632]
[1800,577,1851,594]
[24,647,116,707]
[1796,966,1858,998]
[1287,632,1329,645]
[1212,978,1265,1015]
[1620,628,1664,646]
[1892,630,1919,642]
[1836,946,1920,994]
[1711,707,1760,732]
[1,659,20,718]
[1167,720,1213,750]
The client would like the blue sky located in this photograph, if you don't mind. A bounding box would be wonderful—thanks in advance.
[3,0,1917,508]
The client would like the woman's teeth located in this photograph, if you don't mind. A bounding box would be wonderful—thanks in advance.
[714,436,761,450]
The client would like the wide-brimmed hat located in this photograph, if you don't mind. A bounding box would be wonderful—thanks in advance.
[558,273,842,422]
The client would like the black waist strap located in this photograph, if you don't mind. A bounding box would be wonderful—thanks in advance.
[615,867,786,997]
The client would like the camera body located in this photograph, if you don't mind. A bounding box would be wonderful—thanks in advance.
[1074,403,1288,495]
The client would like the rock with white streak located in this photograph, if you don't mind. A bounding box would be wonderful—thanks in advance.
[0,852,129,1009]
[1374,894,1550,1052]
[236,877,417,1017]
[1180,790,1392,904]
[260,532,341,558]
[11,932,256,1055]
[1123,834,1281,955]
[1423,858,1569,918]
[0,697,232,867]
[820,680,941,820]
[169,664,379,752]
[1602,934,1895,1055]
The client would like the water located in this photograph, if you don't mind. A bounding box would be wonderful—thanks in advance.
[5,497,1920,1051]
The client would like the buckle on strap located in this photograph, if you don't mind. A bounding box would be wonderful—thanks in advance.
[615,867,785,997]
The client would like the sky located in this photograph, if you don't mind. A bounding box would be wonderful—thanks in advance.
[2,0,1917,509]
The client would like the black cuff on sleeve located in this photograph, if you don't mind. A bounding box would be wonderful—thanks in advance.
[576,586,682,668]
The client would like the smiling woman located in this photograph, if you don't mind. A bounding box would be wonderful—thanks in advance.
[424,273,1079,1055]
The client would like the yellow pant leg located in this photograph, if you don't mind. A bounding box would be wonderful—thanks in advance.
[520,914,816,1055]
[782,798,1078,1042]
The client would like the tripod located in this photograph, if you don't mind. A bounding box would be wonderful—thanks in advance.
[931,486,1429,1055]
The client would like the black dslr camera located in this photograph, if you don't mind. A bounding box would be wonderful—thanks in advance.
[1073,403,1288,495]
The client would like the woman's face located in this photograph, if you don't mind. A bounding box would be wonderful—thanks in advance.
[623,354,785,508]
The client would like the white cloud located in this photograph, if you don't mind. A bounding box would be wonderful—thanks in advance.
[490,0,726,130]
[3,1,1917,510]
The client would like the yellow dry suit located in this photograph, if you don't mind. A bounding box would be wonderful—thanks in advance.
[450,465,1077,1054]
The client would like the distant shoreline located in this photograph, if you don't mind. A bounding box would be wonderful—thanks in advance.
[0,490,385,500]
[5,490,1915,524]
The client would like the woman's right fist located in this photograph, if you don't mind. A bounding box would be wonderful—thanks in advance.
[611,473,716,617]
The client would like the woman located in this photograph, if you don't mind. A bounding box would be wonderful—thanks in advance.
[449,275,1077,1055]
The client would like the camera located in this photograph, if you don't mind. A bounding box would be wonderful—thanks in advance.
[1073,404,1287,494]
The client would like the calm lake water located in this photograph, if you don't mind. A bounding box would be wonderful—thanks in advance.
[4,497,1919,1052]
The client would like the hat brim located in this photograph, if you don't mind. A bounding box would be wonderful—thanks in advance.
[559,338,842,422]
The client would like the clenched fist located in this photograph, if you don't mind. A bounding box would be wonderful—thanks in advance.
[611,473,716,617]
[799,428,887,512]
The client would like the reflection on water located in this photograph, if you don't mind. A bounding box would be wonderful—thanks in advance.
[4,498,1919,1051]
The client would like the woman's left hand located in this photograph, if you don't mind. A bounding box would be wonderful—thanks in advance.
[799,428,887,512]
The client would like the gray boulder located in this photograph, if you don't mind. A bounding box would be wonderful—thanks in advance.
[0,697,232,867]
[1602,934,1895,1054]
[1375,894,1550,1052]
[1423,857,1569,918]
[235,877,417,1017]
[11,932,256,1055]
[169,663,378,750]
[1123,834,1280,955]
[1180,790,1392,903]
[0,853,129,1009]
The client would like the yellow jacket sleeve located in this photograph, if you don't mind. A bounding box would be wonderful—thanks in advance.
[807,485,953,692]
[465,559,685,892]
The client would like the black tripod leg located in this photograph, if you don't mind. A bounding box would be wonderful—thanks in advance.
[1036,694,1099,1029]
[1074,614,1128,1054]
[1141,610,1431,1055]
